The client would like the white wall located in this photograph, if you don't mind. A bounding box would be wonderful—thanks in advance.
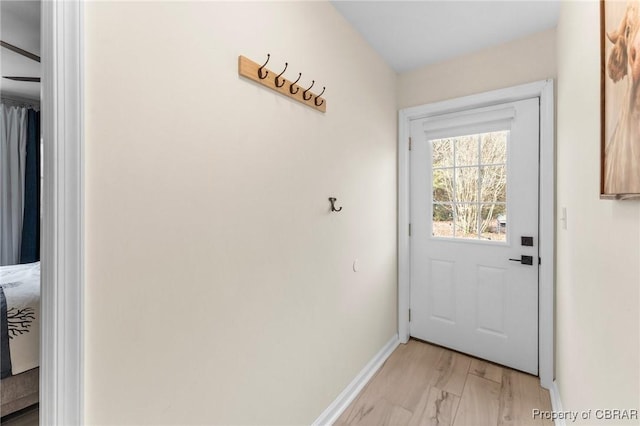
[397,28,556,109]
[556,2,640,423]
[83,2,397,424]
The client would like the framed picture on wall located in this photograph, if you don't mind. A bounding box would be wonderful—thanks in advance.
[601,0,640,199]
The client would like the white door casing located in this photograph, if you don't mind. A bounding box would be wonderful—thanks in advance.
[41,0,84,424]
[410,98,539,374]
[397,80,554,388]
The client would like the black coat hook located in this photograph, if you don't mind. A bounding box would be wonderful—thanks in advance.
[303,80,315,101]
[315,87,326,106]
[275,62,288,88]
[258,54,270,79]
[329,197,342,212]
[290,73,301,94]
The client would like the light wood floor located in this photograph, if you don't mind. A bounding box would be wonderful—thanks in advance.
[335,339,553,426]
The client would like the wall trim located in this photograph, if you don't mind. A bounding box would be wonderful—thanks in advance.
[312,334,400,426]
[40,0,84,424]
[549,380,566,426]
[397,79,555,389]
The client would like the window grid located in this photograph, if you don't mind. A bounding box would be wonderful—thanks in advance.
[431,131,508,241]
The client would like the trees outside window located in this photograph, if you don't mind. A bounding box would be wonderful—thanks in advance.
[431,131,507,241]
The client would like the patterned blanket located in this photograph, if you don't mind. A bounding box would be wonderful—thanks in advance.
[0,262,40,379]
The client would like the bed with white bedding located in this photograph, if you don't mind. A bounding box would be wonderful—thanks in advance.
[0,262,40,417]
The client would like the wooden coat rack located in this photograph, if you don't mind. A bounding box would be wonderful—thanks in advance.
[238,54,326,113]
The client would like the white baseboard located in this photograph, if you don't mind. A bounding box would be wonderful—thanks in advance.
[548,380,566,426]
[312,334,400,426]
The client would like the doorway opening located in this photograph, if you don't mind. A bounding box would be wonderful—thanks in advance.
[397,80,555,388]
[1,1,42,423]
[409,98,540,374]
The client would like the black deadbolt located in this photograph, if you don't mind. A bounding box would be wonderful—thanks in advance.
[521,236,534,246]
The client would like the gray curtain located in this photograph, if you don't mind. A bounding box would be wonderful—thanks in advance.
[0,104,28,266]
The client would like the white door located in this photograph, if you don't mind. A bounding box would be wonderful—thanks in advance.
[409,98,539,374]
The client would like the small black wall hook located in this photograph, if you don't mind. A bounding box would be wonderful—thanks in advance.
[290,73,301,94]
[258,54,270,79]
[275,62,288,88]
[303,80,315,101]
[329,197,342,212]
[315,87,326,106]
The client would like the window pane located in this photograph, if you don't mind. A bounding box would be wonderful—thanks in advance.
[430,130,508,243]
[455,134,479,166]
[480,203,507,241]
[433,168,453,202]
[432,204,454,238]
[454,203,479,239]
[455,167,479,202]
[480,165,507,202]
[432,138,454,168]
[481,131,508,164]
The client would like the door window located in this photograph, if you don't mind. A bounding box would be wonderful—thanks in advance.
[431,130,508,242]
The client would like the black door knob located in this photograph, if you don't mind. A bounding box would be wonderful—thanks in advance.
[509,255,534,265]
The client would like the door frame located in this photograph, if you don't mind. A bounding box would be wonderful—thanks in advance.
[40,0,84,424]
[397,80,555,389]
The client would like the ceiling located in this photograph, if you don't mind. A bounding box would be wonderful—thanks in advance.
[0,0,41,101]
[331,1,560,73]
